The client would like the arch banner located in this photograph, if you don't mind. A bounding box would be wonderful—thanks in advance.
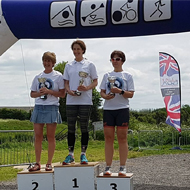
[1,0,190,56]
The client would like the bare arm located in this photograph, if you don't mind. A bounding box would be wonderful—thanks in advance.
[110,87,134,98]
[100,89,115,100]
[77,79,98,91]
[30,88,65,98]
[64,80,77,96]
[30,91,41,98]
[47,88,65,98]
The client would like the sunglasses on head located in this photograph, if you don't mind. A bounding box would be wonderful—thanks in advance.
[110,57,122,61]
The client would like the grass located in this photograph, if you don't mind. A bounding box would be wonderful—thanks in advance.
[1,139,190,182]
[0,119,190,182]
[0,167,22,181]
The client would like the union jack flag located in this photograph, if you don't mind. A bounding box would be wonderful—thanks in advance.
[159,52,181,133]
[164,95,181,133]
[159,53,179,77]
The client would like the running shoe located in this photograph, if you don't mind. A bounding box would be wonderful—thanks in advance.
[118,166,127,176]
[103,166,112,176]
[62,154,75,165]
[80,154,88,164]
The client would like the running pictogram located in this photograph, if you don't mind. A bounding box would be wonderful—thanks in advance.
[144,0,171,22]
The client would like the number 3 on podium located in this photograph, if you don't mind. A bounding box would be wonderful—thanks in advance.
[110,183,117,190]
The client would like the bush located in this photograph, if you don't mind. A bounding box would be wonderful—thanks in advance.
[0,108,30,120]
[94,130,104,140]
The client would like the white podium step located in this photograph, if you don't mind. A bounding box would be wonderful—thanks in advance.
[54,162,99,190]
[97,172,133,190]
[17,163,134,190]
[17,169,54,190]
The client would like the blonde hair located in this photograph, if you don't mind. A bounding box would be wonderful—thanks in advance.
[42,52,56,65]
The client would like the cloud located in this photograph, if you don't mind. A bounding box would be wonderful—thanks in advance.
[1,32,190,110]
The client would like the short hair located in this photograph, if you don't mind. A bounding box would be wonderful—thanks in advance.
[42,52,56,64]
[71,40,86,54]
[110,50,126,62]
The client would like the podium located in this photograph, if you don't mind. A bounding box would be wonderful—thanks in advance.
[17,162,133,190]
[17,169,54,190]
[54,162,99,190]
[97,173,133,190]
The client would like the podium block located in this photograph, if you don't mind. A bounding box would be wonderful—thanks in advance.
[97,173,133,190]
[17,169,54,190]
[54,162,99,190]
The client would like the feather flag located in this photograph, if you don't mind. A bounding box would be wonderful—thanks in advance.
[159,52,181,133]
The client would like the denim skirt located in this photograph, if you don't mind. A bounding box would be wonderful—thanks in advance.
[30,105,62,124]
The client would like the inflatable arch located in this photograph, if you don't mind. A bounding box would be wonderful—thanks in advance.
[0,0,190,56]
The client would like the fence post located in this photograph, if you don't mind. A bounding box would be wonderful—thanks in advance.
[0,130,34,167]
[138,130,163,150]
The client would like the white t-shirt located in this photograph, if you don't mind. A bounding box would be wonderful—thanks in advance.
[63,59,98,105]
[100,71,135,110]
[30,70,64,106]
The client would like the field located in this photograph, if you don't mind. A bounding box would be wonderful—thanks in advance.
[0,119,190,181]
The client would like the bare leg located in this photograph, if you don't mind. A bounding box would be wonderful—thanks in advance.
[46,123,57,164]
[104,127,115,166]
[34,123,44,163]
[117,127,128,166]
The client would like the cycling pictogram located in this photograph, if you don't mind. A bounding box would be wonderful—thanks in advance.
[111,0,138,24]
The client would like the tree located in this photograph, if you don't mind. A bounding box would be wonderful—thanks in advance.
[54,61,67,121]
[91,88,102,122]
[152,108,167,125]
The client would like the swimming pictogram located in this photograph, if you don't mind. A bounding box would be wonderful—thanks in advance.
[80,0,107,26]
[144,0,171,22]
[50,1,76,28]
[112,0,138,24]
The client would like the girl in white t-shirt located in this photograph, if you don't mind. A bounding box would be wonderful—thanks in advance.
[29,52,65,172]
[62,40,98,165]
[100,50,135,176]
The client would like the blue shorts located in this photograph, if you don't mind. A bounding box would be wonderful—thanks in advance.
[30,105,62,124]
[103,108,129,127]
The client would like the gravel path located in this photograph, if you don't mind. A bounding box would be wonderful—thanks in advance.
[1,153,190,190]
[99,153,190,190]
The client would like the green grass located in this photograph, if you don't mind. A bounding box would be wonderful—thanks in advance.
[0,119,33,130]
[0,167,22,181]
[0,119,190,182]
[1,140,190,182]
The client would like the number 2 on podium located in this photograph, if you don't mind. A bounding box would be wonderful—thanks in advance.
[32,182,39,190]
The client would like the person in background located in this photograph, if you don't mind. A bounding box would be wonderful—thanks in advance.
[100,50,135,176]
[62,40,98,165]
[29,51,65,171]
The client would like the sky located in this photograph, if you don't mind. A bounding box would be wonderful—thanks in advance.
[0,31,190,111]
